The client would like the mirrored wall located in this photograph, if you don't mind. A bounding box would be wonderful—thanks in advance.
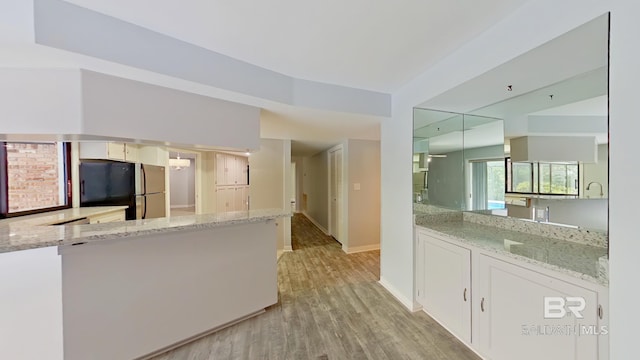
[413,109,504,211]
[413,14,609,232]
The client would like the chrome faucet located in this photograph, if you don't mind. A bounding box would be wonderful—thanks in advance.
[586,181,604,197]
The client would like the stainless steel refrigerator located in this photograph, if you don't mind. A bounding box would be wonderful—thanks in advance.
[80,160,166,220]
[134,164,166,219]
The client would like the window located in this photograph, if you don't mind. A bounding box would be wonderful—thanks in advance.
[506,158,579,196]
[1,142,72,218]
[470,160,505,210]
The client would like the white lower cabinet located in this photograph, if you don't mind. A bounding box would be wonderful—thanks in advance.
[415,227,608,360]
[416,230,471,343]
[476,254,600,360]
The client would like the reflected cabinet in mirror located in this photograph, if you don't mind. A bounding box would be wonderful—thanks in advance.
[413,14,608,233]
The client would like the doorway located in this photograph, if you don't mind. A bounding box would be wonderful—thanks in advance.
[328,146,344,244]
[169,151,197,216]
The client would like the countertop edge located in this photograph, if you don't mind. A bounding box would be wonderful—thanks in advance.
[1,209,291,254]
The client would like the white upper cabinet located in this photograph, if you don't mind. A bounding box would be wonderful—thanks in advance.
[215,153,248,186]
[79,142,138,163]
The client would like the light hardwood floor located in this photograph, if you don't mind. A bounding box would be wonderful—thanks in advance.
[151,214,480,360]
[169,206,196,217]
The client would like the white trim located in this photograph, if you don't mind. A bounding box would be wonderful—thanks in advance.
[283,245,293,252]
[170,204,195,209]
[378,277,420,312]
[343,244,380,254]
[302,211,330,235]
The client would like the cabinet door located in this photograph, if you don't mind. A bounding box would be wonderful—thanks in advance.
[137,145,167,166]
[227,156,238,184]
[124,144,138,162]
[236,156,248,185]
[417,230,471,343]
[232,187,243,211]
[477,254,599,360]
[107,143,126,161]
[215,154,229,185]
[215,187,233,213]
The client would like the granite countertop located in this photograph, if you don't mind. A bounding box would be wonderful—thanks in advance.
[415,212,608,287]
[0,208,291,254]
[0,206,128,226]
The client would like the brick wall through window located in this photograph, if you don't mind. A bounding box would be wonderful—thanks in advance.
[6,143,64,213]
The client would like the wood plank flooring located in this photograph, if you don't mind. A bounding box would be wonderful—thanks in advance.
[151,214,480,360]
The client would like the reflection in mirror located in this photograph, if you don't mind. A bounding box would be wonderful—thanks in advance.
[414,14,608,232]
[462,114,505,212]
[413,109,504,211]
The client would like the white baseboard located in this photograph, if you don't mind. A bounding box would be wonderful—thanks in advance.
[301,211,329,235]
[283,245,293,252]
[378,277,420,312]
[343,243,380,254]
[170,204,195,209]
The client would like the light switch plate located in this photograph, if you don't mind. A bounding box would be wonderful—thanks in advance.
[534,207,548,222]
[353,183,361,191]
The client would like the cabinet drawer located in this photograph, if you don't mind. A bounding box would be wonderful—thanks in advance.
[89,211,126,224]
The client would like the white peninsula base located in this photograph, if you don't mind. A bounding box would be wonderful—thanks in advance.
[60,220,277,360]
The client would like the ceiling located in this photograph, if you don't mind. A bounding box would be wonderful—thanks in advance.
[64,0,527,93]
[60,0,530,156]
[260,105,380,156]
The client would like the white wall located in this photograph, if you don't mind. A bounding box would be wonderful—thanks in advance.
[532,198,608,231]
[249,139,291,251]
[169,159,195,208]
[0,247,63,360]
[582,144,609,198]
[382,1,639,358]
[0,68,83,137]
[345,139,381,253]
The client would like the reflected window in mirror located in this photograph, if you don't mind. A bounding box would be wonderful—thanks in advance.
[506,158,579,196]
[469,160,505,210]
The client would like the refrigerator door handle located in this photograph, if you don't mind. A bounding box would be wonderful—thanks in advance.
[80,180,85,196]
[143,196,147,219]
[141,165,147,195]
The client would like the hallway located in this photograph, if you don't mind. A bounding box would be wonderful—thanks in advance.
[152,214,479,359]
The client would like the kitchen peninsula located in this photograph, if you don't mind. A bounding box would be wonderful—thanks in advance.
[0,208,290,360]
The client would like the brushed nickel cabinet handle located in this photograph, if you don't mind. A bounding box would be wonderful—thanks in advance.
[463,288,467,302]
[598,305,603,320]
[481,297,485,312]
